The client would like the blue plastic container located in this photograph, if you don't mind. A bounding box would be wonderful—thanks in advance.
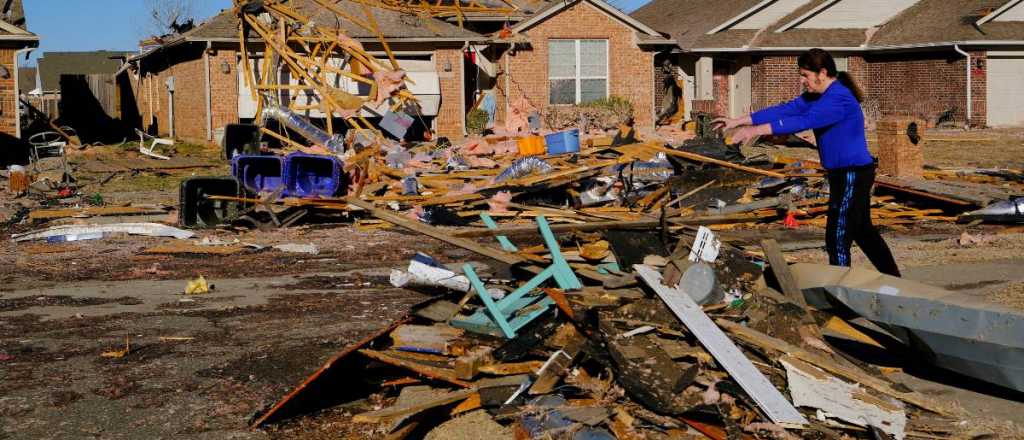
[544,129,580,155]
[231,155,284,194]
[283,153,345,198]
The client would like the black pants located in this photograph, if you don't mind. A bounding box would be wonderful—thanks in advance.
[826,164,901,277]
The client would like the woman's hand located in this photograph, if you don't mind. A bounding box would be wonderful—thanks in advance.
[711,116,753,132]
[730,124,771,144]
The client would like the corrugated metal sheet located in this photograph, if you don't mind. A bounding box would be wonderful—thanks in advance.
[797,0,918,29]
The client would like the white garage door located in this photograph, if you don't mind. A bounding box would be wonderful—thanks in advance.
[987,55,1024,127]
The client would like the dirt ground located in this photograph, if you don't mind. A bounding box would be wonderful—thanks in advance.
[1,129,1023,439]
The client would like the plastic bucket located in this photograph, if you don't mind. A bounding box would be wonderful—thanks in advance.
[545,129,580,155]
[516,136,545,156]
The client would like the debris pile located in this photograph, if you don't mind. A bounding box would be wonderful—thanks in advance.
[247,218,1014,439]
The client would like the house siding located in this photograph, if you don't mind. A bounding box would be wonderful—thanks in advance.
[497,1,656,129]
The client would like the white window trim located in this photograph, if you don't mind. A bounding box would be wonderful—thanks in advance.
[548,39,610,105]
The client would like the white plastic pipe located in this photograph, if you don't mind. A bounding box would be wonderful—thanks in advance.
[953,44,972,127]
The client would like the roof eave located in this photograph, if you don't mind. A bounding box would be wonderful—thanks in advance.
[684,40,1024,53]
[184,36,488,43]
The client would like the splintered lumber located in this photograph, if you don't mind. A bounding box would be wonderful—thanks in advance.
[251,317,410,428]
[649,144,786,178]
[635,265,807,427]
[760,239,807,307]
[782,356,906,439]
[359,349,471,387]
[715,319,949,415]
[28,206,168,222]
[348,197,527,267]
[348,197,611,284]
[352,388,475,424]
[143,242,247,255]
[478,361,544,376]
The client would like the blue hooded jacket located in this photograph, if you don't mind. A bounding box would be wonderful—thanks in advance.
[751,81,873,170]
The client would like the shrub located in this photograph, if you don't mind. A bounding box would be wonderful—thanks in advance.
[541,95,635,131]
[466,109,490,135]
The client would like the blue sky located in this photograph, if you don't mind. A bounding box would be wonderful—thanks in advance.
[23,0,233,65]
[21,0,650,66]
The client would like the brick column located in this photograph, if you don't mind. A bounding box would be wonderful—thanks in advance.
[435,48,464,139]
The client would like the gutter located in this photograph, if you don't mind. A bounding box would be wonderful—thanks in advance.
[684,40,1024,53]
[953,44,972,127]
[205,41,213,141]
[13,47,33,138]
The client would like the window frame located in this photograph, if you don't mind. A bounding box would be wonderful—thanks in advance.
[547,38,609,105]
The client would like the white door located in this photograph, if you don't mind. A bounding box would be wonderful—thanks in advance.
[987,55,1024,127]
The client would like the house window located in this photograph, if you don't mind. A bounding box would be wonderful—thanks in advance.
[548,39,608,105]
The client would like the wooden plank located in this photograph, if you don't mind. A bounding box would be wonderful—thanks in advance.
[359,349,471,388]
[352,388,474,424]
[715,319,950,415]
[635,265,807,427]
[760,239,807,307]
[649,144,785,178]
[28,206,168,222]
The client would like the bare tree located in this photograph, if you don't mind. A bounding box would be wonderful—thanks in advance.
[145,0,196,36]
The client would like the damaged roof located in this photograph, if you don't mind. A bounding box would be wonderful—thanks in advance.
[0,0,37,42]
[632,0,1024,52]
[182,0,485,42]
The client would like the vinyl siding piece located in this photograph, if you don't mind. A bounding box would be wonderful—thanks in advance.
[797,0,918,29]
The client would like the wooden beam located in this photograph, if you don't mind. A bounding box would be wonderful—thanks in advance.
[760,239,807,307]
[716,319,951,416]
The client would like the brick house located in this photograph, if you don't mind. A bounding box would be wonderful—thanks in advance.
[119,0,673,144]
[632,0,1024,128]
[0,0,38,140]
[486,0,675,129]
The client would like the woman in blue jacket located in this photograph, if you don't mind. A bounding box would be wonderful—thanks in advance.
[714,48,900,277]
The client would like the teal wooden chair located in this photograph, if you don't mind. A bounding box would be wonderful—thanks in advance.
[451,215,582,338]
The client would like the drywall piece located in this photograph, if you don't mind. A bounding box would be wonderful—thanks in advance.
[635,264,807,428]
[782,356,906,439]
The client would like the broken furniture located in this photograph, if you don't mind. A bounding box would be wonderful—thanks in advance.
[452,215,582,338]
[136,128,174,160]
[27,130,69,171]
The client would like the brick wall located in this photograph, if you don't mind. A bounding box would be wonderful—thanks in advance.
[0,48,17,137]
[751,55,802,111]
[725,51,986,128]
[863,52,980,126]
[209,48,240,137]
[435,47,464,139]
[711,62,730,117]
[496,1,656,129]
[132,44,242,144]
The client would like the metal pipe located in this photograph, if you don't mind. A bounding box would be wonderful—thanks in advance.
[261,105,345,153]
[953,44,972,128]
